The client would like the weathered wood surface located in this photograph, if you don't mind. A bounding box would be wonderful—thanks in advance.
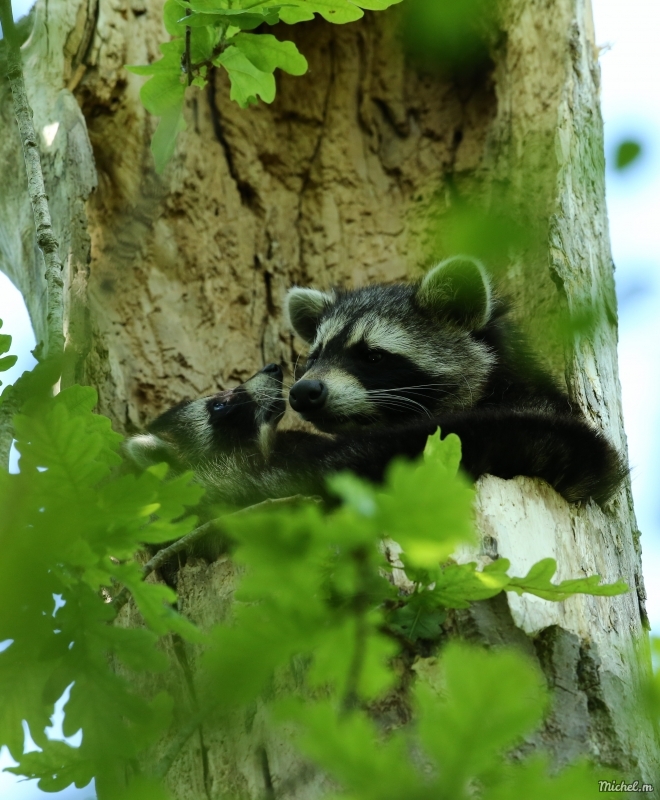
[2,0,657,795]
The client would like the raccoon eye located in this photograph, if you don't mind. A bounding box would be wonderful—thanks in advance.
[211,401,235,418]
[366,349,383,364]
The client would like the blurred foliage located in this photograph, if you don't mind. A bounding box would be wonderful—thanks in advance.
[614,140,642,170]
[402,0,498,74]
[0,315,629,798]
[425,194,535,271]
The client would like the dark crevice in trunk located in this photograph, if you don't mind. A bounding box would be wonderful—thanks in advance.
[206,70,261,211]
[259,746,276,800]
[295,38,336,281]
[171,634,213,799]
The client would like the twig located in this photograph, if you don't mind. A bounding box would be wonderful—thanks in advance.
[184,7,192,86]
[135,493,321,781]
[110,517,221,615]
[0,0,64,360]
[111,494,321,615]
[342,547,370,713]
[232,493,322,516]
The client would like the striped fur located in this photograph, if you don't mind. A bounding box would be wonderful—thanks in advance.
[125,368,430,513]
[286,257,627,504]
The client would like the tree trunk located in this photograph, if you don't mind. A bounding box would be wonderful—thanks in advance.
[1,0,657,795]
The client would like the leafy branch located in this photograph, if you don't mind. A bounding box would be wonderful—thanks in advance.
[111,493,321,615]
[0,383,632,796]
[125,0,402,172]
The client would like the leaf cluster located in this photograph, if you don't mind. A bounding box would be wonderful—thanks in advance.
[0,358,203,797]
[0,343,628,798]
[125,0,402,171]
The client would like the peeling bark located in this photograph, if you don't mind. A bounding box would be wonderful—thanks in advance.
[1,0,658,795]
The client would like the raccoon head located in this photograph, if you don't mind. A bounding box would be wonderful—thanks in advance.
[286,257,496,431]
[125,364,286,470]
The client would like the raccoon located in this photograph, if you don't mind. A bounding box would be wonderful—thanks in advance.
[285,257,627,504]
[125,363,287,507]
[126,364,431,509]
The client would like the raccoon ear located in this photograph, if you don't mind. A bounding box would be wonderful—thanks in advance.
[286,287,334,343]
[124,433,176,470]
[417,256,492,329]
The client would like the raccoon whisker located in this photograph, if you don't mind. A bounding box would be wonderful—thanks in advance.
[293,350,303,380]
[364,387,463,408]
[362,383,457,394]
[251,392,285,402]
[366,393,433,419]
[370,401,426,416]
[365,383,456,390]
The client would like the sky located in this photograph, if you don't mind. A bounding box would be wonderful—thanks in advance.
[593,0,660,635]
[1,0,659,798]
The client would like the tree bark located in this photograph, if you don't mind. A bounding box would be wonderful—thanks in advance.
[1,0,657,795]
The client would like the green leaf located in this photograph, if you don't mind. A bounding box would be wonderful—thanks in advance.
[102,626,169,673]
[6,741,94,792]
[507,558,628,601]
[429,559,511,608]
[416,643,548,791]
[133,49,184,115]
[0,354,17,372]
[286,699,420,795]
[424,429,462,475]
[151,100,187,173]
[126,39,184,80]
[186,0,402,25]
[0,640,57,759]
[614,139,642,170]
[484,756,626,800]
[377,451,476,572]
[115,564,204,642]
[279,0,402,25]
[14,405,111,489]
[0,331,13,357]
[185,7,283,30]
[126,40,188,173]
[231,32,308,75]
[387,596,446,640]
[163,0,189,34]
[0,321,16,387]
[215,46,276,106]
[308,616,396,699]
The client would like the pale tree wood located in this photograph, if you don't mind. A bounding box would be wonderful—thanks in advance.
[1,0,658,796]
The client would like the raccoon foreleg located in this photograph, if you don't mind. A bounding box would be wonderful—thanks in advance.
[272,425,434,492]
[435,409,627,504]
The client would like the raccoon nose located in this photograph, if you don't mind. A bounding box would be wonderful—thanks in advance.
[261,363,282,379]
[289,380,328,412]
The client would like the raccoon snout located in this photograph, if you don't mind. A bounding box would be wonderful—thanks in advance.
[289,380,328,413]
